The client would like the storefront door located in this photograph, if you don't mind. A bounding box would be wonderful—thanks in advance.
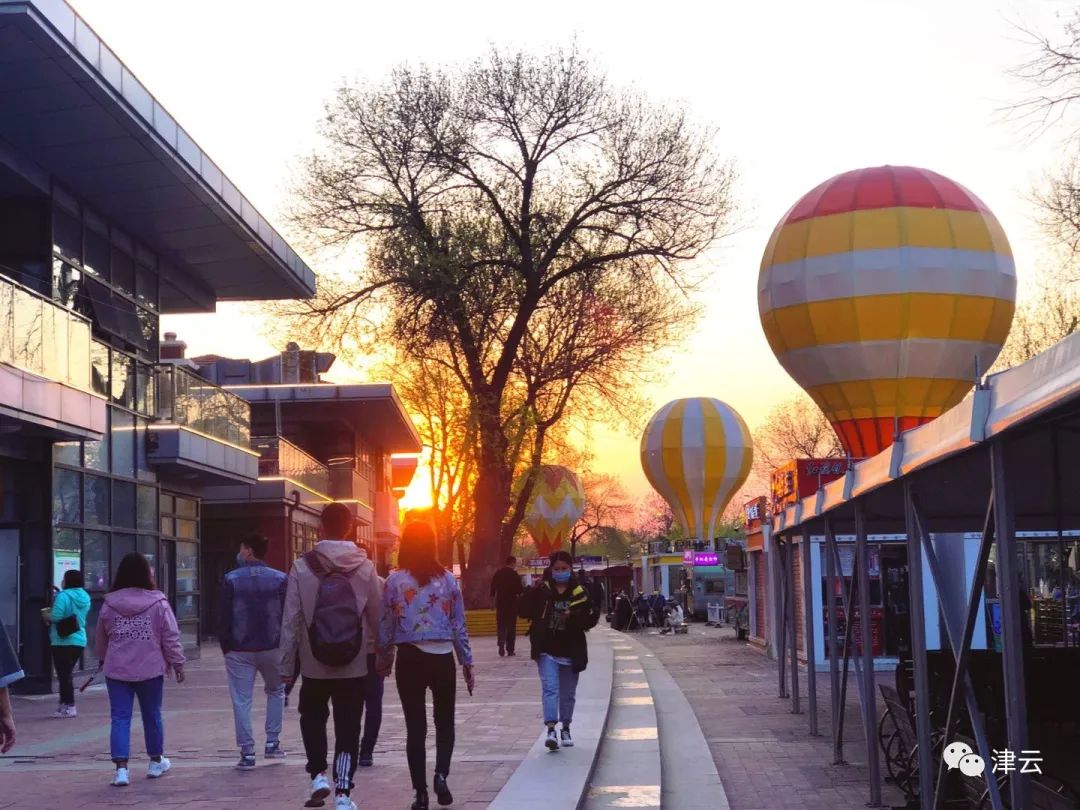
[0,529,18,653]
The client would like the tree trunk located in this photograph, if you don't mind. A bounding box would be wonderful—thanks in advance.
[463,408,511,608]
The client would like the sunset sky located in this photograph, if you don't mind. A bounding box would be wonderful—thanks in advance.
[71,0,1073,504]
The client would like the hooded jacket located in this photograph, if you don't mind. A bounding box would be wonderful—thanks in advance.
[518,578,599,673]
[95,588,185,682]
[50,586,91,647]
[279,540,383,680]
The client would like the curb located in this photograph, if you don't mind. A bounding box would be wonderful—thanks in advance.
[488,631,615,810]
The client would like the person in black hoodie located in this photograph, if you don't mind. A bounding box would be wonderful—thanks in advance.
[489,556,523,656]
[518,550,599,751]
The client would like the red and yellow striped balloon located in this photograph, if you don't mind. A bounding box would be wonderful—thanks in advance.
[758,166,1016,458]
[522,465,586,556]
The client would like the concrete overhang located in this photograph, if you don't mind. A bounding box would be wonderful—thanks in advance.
[0,0,316,311]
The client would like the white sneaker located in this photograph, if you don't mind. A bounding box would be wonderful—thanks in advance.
[111,767,130,787]
[334,796,357,810]
[561,727,574,747]
[545,727,559,750]
[310,773,331,801]
[147,757,171,778]
[63,705,77,717]
[52,705,67,718]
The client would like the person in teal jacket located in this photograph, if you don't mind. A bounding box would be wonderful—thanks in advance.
[47,570,91,717]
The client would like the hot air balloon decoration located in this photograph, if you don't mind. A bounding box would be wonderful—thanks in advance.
[759,165,1015,459]
[522,465,586,556]
[640,398,753,542]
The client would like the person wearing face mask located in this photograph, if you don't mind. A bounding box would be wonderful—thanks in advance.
[518,550,600,751]
[218,532,289,768]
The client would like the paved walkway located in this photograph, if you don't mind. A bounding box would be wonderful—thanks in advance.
[1,640,543,809]
[631,623,906,810]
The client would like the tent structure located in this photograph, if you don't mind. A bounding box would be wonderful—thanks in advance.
[769,330,1080,809]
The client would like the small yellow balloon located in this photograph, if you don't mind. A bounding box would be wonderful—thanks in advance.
[522,465,586,555]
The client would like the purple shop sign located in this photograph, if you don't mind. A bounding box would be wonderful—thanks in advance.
[682,551,719,566]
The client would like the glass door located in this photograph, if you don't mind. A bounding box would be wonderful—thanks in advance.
[0,529,19,654]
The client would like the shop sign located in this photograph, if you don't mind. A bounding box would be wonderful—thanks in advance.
[683,550,719,566]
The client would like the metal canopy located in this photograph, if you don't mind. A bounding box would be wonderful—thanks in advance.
[0,0,316,311]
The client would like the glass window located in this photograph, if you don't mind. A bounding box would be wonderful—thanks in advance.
[175,518,197,540]
[53,468,81,524]
[52,258,81,309]
[175,496,197,518]
[176,541,198,592]
[160,493,174,514]
[176,594,198,621]
[110,533,136,576]
[53,528,80,589]
[84,434,109,472]
[84,227,110,282]
[52,205,81,263]
[135,266,157,311]
[135,418,150,478]
[135,362,155,417]
[137,485,157,531]
[110,247,134,296]
[84,474,108,526]
[110,409,134,477]
[83,530,109,592]
[138,535,158,572]
[53,441,81,467]
[112,480,135,529]
[110,352,134,409]
[90,340,109,398]
[179,623,198,649]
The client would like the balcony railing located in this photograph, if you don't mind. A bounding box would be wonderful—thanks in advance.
[156,364,250,446]
[0,271,91,391]
[252,435,330,496]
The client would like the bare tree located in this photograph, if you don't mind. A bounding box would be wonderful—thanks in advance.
[752,393,843,479]
[288,46,737,605]
[1009,10,1080,137]
[566,473,634,559]
[995,263,1080,369]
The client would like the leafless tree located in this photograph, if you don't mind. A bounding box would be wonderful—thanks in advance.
[995,263,1080,369]
[752,393,843,480]
[1009,10,1080,137]
[287,46,738,605]
[566,473,634,559]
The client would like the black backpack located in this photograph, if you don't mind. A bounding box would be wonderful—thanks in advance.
[302,551,364,667]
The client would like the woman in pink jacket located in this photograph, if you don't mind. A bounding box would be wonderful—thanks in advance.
[95,552,185,787]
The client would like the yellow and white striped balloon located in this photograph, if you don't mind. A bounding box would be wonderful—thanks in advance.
[640,398,753,542]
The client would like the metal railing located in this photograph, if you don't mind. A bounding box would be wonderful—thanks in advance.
[0,271,91,391]
[252,435,330,496]
[156,364,250,445]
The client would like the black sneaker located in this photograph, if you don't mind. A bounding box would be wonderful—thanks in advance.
[236,753,256,769]
[560,727,574,747]
[358,752,373,767]
[433,773,453,806]
[264,742,287,759]
[498,645,505,657]
[411,789,429,810]
[545,727,559,750]
[507,650,516,656]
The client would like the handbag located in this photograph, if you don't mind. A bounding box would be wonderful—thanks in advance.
[56,614,79,637]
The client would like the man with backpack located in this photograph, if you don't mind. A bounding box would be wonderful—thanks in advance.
[219,532,288,768]
[280,503,383,810]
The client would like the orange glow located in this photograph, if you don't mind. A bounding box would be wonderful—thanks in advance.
[396,454,434,511]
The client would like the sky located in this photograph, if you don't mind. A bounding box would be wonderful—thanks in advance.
[71,0,1075,504]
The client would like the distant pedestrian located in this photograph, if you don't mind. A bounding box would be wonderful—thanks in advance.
[377,522,474,810]
[0,621,22,753]
[95,552,185,787]
[358,574,386,768]
[44,569,90,717]
[218,532,288,768]
[490,555,523,656]
[280,503,383,810]
[634,593,650,629]
[519,550,600,751]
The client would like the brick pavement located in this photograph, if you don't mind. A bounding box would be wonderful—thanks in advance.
[632,623,907,810]
[1,639,544,810]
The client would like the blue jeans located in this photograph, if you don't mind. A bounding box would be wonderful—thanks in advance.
[106,676,164,762]
[359,652,385,756]
[537,654,579,725]
[225,650,284,754]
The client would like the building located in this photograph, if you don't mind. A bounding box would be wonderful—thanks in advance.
[0,0,320,692]
[193,340,421,632]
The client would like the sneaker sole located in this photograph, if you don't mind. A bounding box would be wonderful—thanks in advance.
[562,740,575,747]
[545,739,559,751]
[311,786,331,801]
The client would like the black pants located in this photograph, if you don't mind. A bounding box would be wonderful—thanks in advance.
[298,675,365,795]
[52,645,82,705]
[395,644,456,791]
[496,605,517,653]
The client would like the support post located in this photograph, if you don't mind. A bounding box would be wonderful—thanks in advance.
[990,441,1030,810]
[802,530,819,735]
[903,481,935,810]
[774,532,789,698]
[789,535,801,715]
[830,527,862,765]
[825,520,842,763]
[854,503,882,807]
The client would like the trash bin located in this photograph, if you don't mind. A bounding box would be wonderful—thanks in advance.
[707,603,722,625]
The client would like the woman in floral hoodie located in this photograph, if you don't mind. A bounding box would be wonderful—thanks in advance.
[377,522,474,810]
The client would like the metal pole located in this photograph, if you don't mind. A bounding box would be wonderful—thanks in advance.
[775,532,789,698]
[802,529,819,735]
[789,535,801,715]
[932,494,995,809]
[825,520,842,763]
[903,481,934,810]
[832,533,861,765]
[911,497,1004,810]
[990,441,1030,810]
[854,502,882,807]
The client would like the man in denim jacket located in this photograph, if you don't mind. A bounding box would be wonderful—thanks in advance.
[218,531,288,768]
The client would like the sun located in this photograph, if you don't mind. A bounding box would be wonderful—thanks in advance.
[396,458,434,511]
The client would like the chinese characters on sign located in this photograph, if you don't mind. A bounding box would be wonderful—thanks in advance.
[805,460,846,476]
[682,551,719,567]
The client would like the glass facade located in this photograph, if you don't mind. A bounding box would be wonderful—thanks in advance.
[160,493,200,645]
